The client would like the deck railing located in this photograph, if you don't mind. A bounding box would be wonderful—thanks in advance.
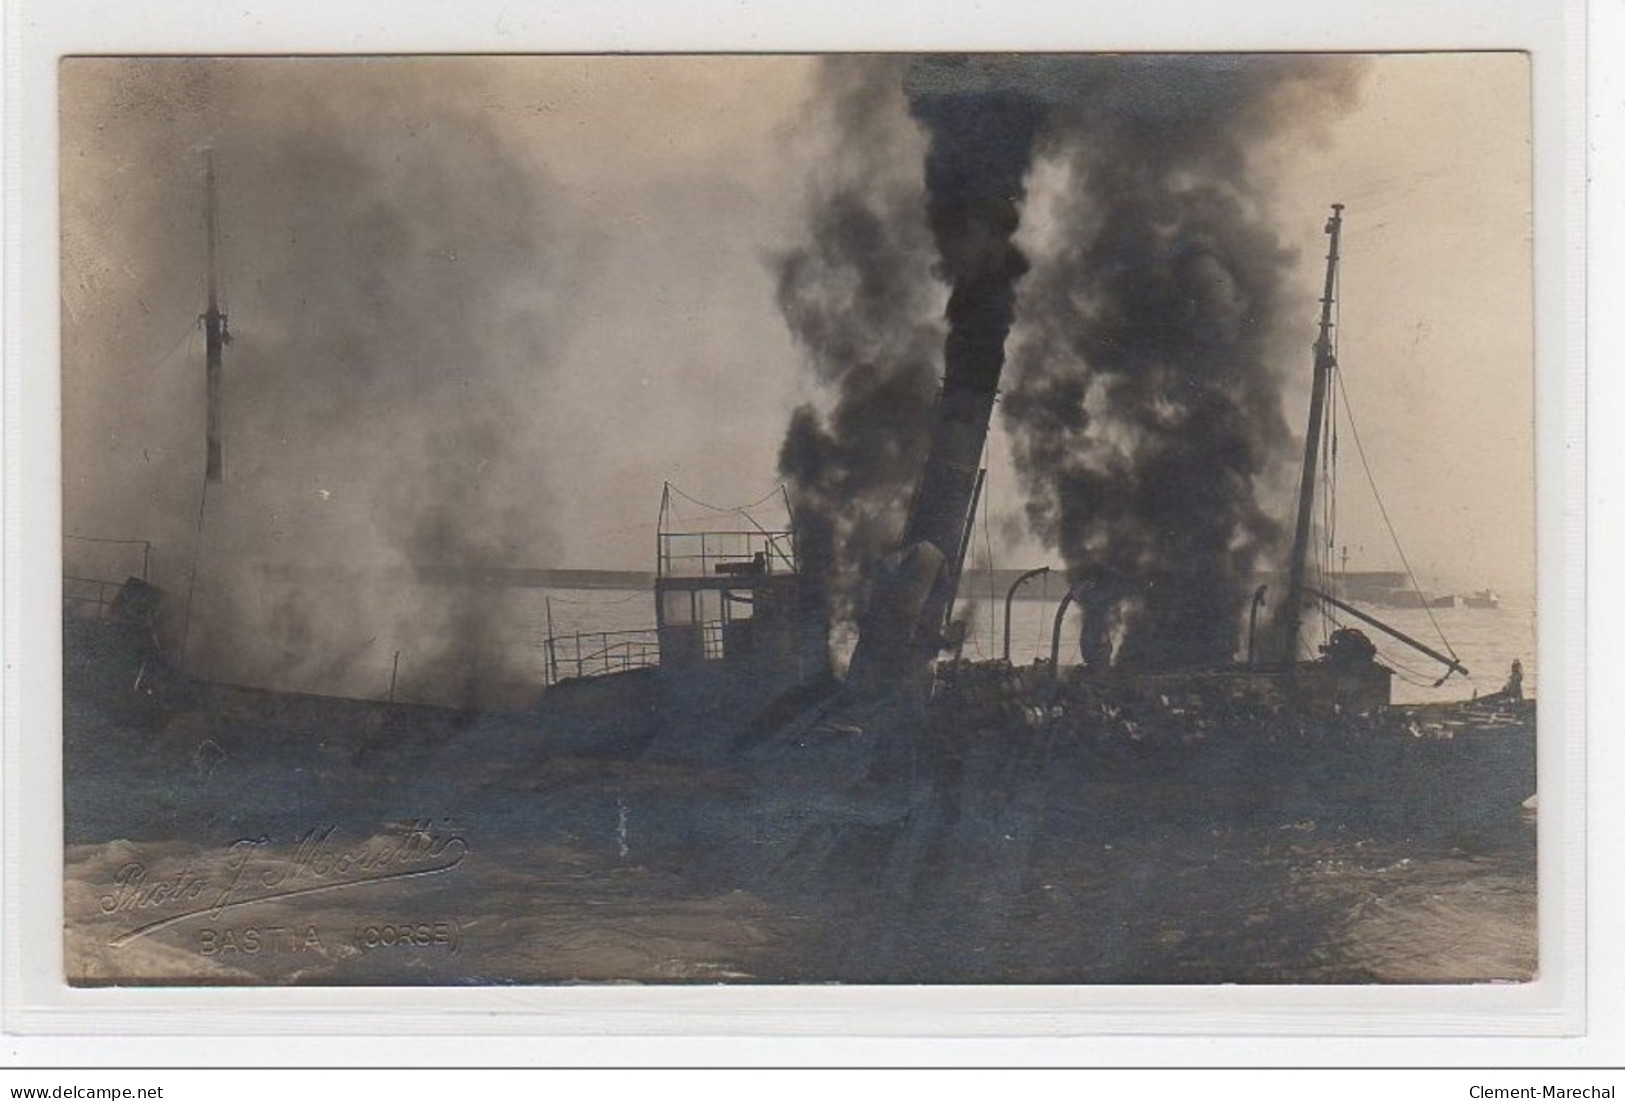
[62,536,155,621]
[657,530,796,580]
[543,627,662,685]
[62,575,125,620]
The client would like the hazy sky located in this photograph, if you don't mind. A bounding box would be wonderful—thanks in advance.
[60,53,1532,595]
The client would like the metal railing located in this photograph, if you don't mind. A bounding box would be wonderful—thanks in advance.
[63,535,155,621]
[544,627,662,684]
[657,530,796,580]
[64,535,153,582]
[63,575,126,620]
[541,619,736,682]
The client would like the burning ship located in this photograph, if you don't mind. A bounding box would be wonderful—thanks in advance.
[63,157,1534,796]
[59,58,1537,984]
[839,202,1533,797]
[521,200,1533,833]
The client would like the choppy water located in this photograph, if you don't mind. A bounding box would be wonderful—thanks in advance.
[64,661,1537,984]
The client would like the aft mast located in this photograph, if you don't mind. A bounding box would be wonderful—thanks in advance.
[1277,204,1468,686]
[202,150,229,482]
[1281,203,1343,663]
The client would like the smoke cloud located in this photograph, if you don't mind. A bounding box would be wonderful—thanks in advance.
[774,54,1365,668]
[773,58,944,624]
[1004,55,1366,668]
[61,59,579,705]
[906,59,1045,400]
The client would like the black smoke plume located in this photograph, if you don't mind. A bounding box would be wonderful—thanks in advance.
[842,60,1051,677]
[773,58,944,625]
[1003,56,1365,668]
[775,57,1049,635]
[775,55,1364,668]
[906,61,1045,401]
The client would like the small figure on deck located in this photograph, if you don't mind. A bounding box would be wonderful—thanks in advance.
[1503,658,1524,700]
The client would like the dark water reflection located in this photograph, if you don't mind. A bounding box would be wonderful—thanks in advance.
[63,650,1536,985]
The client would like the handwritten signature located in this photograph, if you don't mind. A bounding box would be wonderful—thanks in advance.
[99,820,467,946]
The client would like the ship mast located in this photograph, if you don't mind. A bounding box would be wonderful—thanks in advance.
[1281,203,1343,663]
[202,150,229,482]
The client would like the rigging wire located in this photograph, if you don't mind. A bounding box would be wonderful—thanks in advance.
[543,589,651,606]
[977,439,998,657]
[1321,278,1341,650]
[1324,284,1339,593]
[662,479,797,572]
[174,316,212,667]
[1385,661,1454,690]
[664,481,786,518]
[1333,366,1459,663]
[136,303,206,379]
[1304,229,1460,690]
[178,465,212,666]
[1377,644,1464,688]
[982,469,997,657]
[1311,520,1327,648]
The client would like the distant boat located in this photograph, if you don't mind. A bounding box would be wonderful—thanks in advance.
[1465,588,1501,610]
[1429,593,1463,609]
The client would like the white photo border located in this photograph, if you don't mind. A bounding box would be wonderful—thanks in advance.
[3,0,1602,1065]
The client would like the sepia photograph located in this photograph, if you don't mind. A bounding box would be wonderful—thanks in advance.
[58,52,1538,986]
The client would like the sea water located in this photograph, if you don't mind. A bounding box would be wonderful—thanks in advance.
[64,575,1539,982]
[500,582,1536,707]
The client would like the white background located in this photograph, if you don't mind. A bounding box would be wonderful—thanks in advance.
[4,0,1618,1075]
